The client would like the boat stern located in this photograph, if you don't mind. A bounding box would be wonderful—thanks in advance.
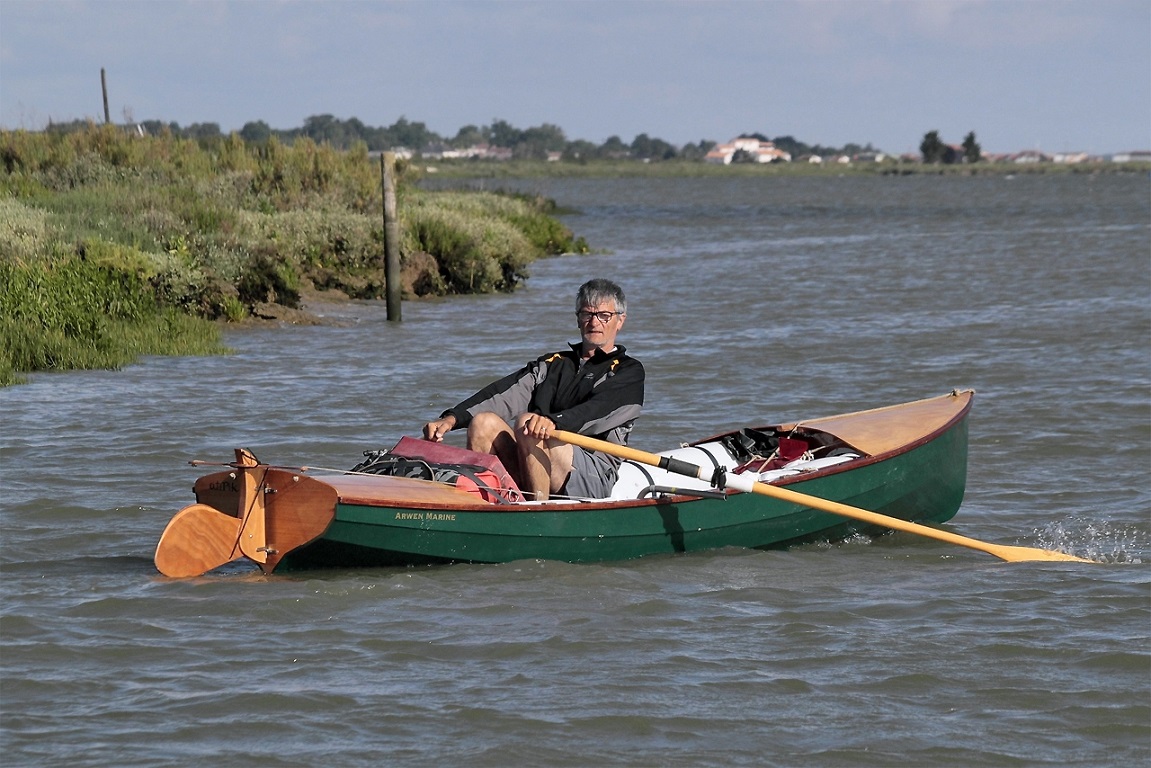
[154,449,338,577]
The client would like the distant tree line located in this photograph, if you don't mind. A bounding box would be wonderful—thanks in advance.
[42,115,873,163]
[920,130,982,164]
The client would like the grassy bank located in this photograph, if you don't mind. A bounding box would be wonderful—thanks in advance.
[0,125,588,386]
[1,257,224,385]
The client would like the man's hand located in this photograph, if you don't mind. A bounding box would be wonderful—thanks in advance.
[423,415,456,442]
[520,413,555,439]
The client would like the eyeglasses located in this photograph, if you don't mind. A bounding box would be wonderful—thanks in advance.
[576,310,620,324]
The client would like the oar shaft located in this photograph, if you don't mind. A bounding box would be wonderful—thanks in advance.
[738,477,1006,557]
[556,430,711,481]
[552,430,1092,564]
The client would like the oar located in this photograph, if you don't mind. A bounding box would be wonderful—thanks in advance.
[552,430,1093,564]
[154,503,244,578]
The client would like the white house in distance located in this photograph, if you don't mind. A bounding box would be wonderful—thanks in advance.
[705,136,792,164]
[1112,150,1151,163]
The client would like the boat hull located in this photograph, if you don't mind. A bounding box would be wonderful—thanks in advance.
[157,391,973,576]
[279,401,969,569]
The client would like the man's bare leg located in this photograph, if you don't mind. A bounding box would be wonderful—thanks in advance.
[546,441,574,495]
[466,412,521,481]
[514,413,550,499]
[513,414,574,500]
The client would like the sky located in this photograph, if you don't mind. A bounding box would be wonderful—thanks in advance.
[1,0,1148,156]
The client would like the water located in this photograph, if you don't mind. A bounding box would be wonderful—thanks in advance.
[2,174,1149,766]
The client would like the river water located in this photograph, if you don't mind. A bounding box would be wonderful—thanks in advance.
[2,173,1149,766]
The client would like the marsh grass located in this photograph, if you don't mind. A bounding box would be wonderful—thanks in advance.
[0,124,585,385]
[0,258,226,385]
[0,311,224,386]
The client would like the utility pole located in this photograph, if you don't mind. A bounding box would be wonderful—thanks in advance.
[101,68,110,124]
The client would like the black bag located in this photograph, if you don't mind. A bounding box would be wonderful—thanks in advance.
[720,428,780,462]
[349,451,513,503]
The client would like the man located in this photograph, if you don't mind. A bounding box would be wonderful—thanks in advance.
[423,278,644,500]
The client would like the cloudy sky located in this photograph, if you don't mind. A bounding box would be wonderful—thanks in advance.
[2,0,1148,155]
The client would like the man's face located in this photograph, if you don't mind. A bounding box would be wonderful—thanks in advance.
[576,302,625,353]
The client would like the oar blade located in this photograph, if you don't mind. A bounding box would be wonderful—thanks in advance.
[154,503,243,578]
[986,544,1095,564]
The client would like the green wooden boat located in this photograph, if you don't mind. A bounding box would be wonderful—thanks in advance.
[154,390,974,577]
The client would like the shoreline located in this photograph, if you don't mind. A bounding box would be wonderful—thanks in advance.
[416,158,1151,180]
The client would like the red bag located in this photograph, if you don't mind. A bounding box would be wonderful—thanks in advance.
[733,436,810,474]
[432,465,509,503]
[387,436,524,502]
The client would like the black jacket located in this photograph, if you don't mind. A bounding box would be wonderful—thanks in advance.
[444,344,644,445]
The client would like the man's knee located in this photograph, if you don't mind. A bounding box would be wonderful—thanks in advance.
[470,411,506,434]
[467,412,512,452]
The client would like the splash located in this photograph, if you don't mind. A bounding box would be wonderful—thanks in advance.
[1033,518,1148,564]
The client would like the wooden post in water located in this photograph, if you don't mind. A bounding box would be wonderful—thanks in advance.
[381,152,402,322]
[101,68,110,124]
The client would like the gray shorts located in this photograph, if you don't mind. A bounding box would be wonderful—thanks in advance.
[561,447,620,499]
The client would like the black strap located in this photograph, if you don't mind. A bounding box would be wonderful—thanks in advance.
[434,464,512,505]
[683,445,722,473]
[623,459,656,493]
